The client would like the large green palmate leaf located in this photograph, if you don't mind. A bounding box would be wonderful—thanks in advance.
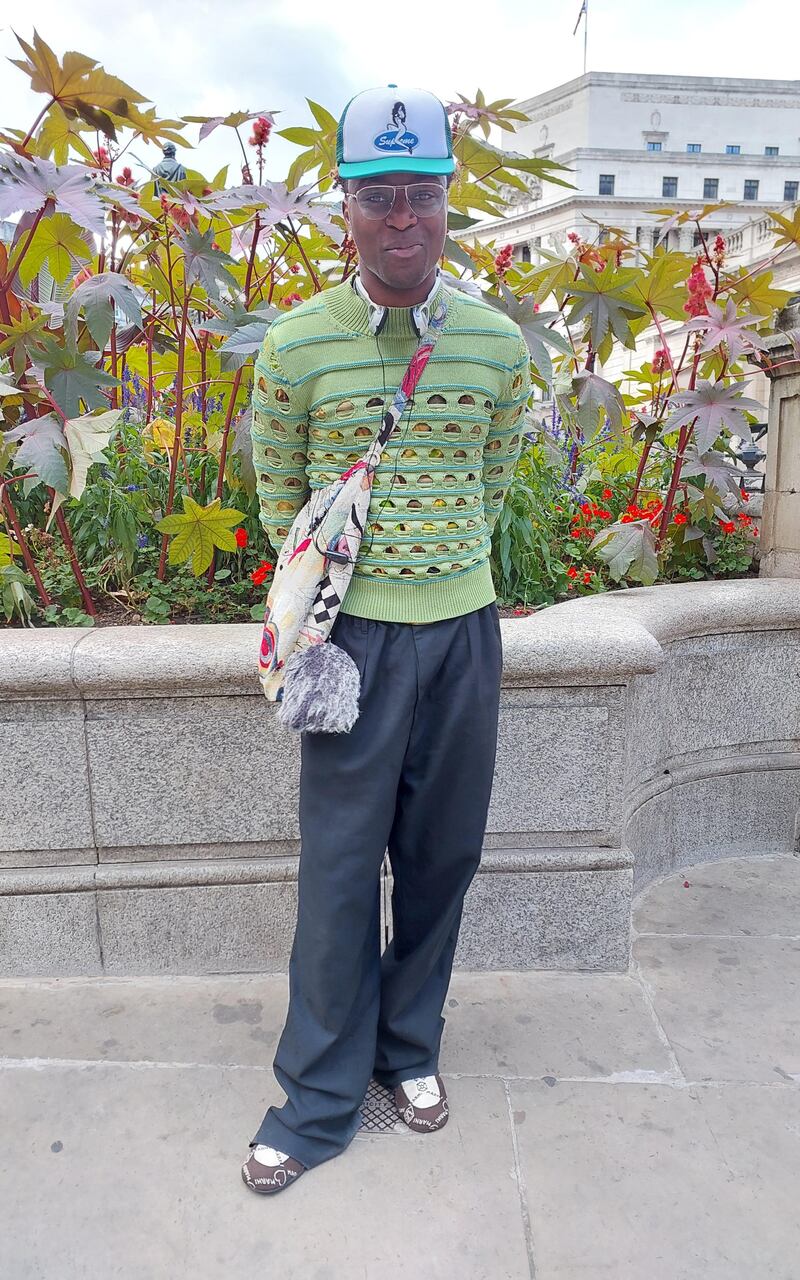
[489,281,573,383]
[665,380,763,453]
[183,108,277,143]
[566,265,647,350]
[4,413,69,495]
[33,337,119,418]
[201,302,279,372]
[572,371,627,439]
[0,155,107,235]
[17,213,93,286]
[65,272,145,350]
[682,298,768,364]
[680,444,746,501]
[10,29,147,137]
[589,519,659,585]
[175,228,238,300]
[155,496,246,575]
[635,250,689,321]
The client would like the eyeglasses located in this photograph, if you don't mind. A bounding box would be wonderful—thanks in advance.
[347,182,447,220]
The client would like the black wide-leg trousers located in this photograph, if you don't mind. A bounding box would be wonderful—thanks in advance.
[249,599,503,1169]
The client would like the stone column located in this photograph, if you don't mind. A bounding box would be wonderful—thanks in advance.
[754,300,800,578]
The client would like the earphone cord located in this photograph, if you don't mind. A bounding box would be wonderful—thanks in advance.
[360,331,414,562]
[310,326,416,565]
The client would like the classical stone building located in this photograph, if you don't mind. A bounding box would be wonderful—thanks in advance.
[462,72,800,261]
[458,71,800,410]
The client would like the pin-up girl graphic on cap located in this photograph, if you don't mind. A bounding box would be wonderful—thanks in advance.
[373,100,418,156]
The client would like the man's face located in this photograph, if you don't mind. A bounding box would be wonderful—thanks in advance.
[343,171,449,290]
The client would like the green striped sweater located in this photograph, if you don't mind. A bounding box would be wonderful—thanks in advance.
[250,272,532,623]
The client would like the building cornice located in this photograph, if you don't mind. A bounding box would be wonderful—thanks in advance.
[459,195,778,238]
[515,71,800,114]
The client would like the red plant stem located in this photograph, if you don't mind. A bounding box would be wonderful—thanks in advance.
[110,325,119,410]
[157,298,189,580]
[54,504,97,616]
[655,346,702,549]
[146,311,155,421]
[1,205,47,294]
[21,99,54,150]
[0,481,52,605]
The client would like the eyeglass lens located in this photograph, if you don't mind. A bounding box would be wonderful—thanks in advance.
[352,183,446,219]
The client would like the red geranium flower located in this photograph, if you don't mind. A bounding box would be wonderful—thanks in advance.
[235,528,248,548]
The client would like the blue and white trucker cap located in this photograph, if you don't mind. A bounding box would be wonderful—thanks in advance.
[336,84,455,179]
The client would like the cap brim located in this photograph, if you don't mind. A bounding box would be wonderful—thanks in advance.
[338,156,455,178]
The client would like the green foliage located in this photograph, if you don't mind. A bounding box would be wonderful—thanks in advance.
[0,30,782,627]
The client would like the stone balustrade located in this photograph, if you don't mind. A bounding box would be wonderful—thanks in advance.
[2,579,798,978]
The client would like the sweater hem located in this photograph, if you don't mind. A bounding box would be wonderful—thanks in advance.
[338,558,496,623]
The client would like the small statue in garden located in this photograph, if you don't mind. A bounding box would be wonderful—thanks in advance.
[152,142,187,194]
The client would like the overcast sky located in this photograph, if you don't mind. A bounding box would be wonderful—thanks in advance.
[2,0,799,188]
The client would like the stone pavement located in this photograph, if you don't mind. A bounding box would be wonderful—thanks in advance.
[1,854,799,1280]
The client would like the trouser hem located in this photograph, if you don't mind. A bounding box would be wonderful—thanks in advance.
[249,1107,363,1172]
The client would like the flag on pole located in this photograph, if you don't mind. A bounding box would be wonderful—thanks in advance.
[573,0,587,35]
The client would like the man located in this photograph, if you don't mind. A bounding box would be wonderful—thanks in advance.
[243,84,531,1195]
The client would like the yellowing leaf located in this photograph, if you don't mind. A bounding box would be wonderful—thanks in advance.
[18,213,92,285]
[64,408,122,499]
[143,417,176,458]
[155,496,246,575]
[726,268,793,319]
[0,529,21,566]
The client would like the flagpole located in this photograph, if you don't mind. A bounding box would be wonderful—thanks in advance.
[584,0,588,74]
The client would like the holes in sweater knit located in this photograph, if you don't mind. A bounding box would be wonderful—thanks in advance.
[458,394,475,406]
[443,423,461,434]
[335,399,355,417]
[366,396,384,409]
[485,439,502,453]
[327,429,345,442]
[412,422,432,435]
[355,426,372,438]
[275,388,291,410]
[427,394,447,405]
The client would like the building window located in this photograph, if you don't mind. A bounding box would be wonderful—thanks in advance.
[703,177,719,200]
[598,174,615,195]
[687,143,701,153]
[521,244,531,263]
[743,179,759,200]
[765,146,779,156]
[646,141,662,152]
[662,176,678,198]
[726,144,741,155]
[784,181,799,202]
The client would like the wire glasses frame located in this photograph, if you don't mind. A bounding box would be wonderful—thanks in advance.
[346,182,447,220]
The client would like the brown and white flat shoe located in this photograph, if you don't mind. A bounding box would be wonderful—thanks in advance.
[241,1144,306,1195]
[394,1073,449,1133]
